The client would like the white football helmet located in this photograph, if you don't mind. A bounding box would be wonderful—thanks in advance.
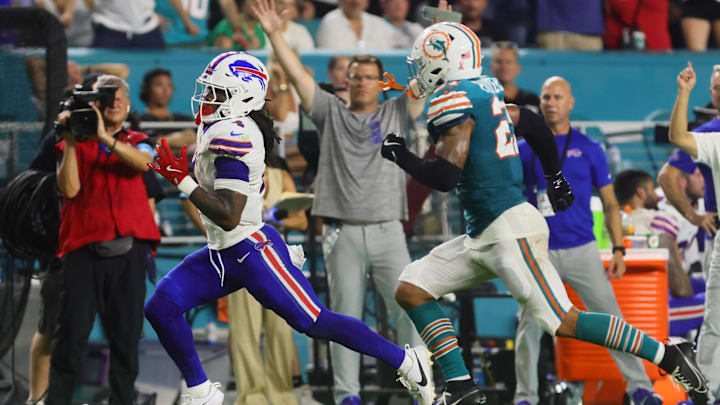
[407,22,483,98]
[192,51,269,123]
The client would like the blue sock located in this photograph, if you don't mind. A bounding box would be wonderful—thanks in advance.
[306,309,405,369]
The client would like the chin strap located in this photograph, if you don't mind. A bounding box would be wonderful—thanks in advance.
[378,72,419,99]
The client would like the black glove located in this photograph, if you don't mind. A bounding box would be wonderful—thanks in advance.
[544,171,575,212]
[381,132,407,162]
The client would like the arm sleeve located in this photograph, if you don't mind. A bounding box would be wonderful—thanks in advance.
[307,83,334,136]
[514,107,560,175]
[589,141,612,189]
[208,124,255,195]
[668,148,699,174]
[427,85,474,139]
[650,212,680,239]
[692,132,720,168]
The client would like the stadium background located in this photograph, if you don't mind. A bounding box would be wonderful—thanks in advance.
[1,19,718,405]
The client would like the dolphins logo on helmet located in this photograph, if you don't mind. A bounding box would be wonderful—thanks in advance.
[408,22,483,98]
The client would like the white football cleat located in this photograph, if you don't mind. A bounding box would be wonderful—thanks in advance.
[397,344,435,405]
[180,381,224,405]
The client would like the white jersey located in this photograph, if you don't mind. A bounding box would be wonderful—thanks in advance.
[194,117,265,250]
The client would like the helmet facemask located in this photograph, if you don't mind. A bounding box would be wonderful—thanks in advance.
[192,52,269,124]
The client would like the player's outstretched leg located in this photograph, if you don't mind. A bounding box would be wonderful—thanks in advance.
[396,282,486,405]
[242,226,435,405]
[556,307,709,404]
[144,247,233,405]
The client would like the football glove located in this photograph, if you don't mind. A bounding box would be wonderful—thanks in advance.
[545,170,575,212]
[148,138,189,186]
[381,132,407,163]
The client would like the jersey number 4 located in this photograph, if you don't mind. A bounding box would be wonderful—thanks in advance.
[491,96,519,159]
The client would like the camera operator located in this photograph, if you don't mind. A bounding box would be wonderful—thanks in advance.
[47,74,161,405]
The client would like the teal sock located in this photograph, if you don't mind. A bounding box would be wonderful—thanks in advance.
[576,311,665,364]
[407,301,470,380]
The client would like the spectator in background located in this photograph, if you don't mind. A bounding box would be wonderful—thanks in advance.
[604,0,671,50]
[681,0,720,51]
[263,0,314,50]
[266,55,307,176]
[86,0,196,47]
[49,74,161,405]
[456,0,507,47]
[321,55,350,104]
[207,0,266,49]
[315,0,398,49]
[658,166,707,273]
[36,0,93,46]
[536,0,604,50]
[254,1,427,401]
[515,76,659,405]
[25,58,130,121]
[380,0,424,48]
[485,0,532,46]
[490,41,539,113]
[155,0,208,46]
[615,169,706,338]
[138,68,195,146]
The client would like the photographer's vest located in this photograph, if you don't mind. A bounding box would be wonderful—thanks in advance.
[55,129,161,257]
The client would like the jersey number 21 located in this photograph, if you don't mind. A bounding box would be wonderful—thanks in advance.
[491,96,519,159]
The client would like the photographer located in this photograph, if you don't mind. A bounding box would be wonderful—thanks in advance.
[48,75,161,405]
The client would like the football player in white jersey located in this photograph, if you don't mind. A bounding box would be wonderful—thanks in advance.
[145,52,435,405]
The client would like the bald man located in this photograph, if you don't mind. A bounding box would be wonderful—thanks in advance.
[514,77,660,405]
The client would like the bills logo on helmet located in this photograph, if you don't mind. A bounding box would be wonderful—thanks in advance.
[228,59,267,90]
[423,31,451,61]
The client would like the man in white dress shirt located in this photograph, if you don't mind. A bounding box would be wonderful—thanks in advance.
[315,0,398,49]
[669,61,720,405]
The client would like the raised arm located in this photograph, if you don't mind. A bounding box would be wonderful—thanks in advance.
[252,0,315,112]
[669,62,699,158]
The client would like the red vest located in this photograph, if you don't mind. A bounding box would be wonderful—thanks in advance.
[56,130,161,257]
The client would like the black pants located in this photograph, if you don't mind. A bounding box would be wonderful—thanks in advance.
[46,241,150,405]
[91,22,165,48]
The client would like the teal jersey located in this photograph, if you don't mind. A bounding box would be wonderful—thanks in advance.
[427,77,525,236]
[156,0,209,45]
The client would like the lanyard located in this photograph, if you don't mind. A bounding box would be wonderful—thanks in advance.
[531,127,573,189]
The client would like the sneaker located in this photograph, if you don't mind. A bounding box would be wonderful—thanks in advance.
[180,381,224,405]
[294,384,322,405]
[434,385,486,405]
[397,345,436,405]
[658,342,708,405]
[631,388,663,405]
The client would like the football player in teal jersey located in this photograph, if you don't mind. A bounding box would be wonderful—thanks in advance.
[381,22,709,405]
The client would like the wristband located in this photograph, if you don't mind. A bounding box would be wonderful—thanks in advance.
[177,176,199,196]
[612,246,626,256]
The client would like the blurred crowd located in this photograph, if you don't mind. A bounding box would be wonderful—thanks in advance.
[5,0,720,51]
